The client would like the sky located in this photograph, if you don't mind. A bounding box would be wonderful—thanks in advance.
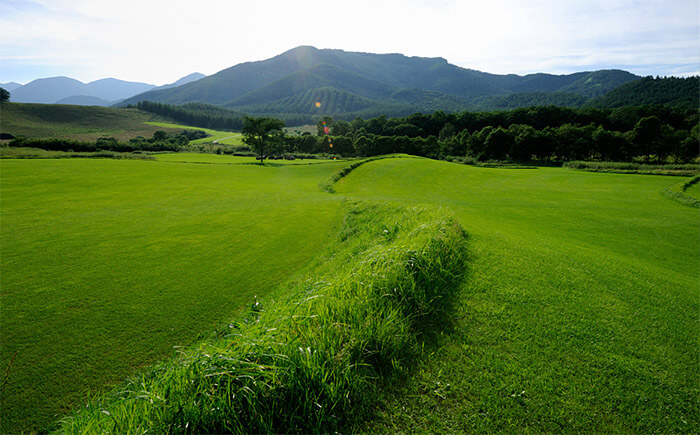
[1,0,698,85]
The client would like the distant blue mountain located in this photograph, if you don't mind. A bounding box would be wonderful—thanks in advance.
[1,82,22,92]
[9,73,205,105]
[156,73,206,90]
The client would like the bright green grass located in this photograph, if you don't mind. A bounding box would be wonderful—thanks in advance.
[154,153,342,165]
[144,122,244,145]
[1,103,180,141]
[0,158,349,431]
[685,180,700,199]
[58,201,468,433]
[335,158,699,433]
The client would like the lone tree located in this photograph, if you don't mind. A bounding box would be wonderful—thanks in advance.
[0,87,9,103]
[242,116,285,164]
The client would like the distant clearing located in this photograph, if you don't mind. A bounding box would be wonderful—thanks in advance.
[144,121,244,145]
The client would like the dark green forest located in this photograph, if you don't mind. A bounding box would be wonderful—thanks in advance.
[132,101,699,163]
[283,105,698,163]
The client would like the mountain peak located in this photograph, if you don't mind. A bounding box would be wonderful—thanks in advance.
[117,47,642,113]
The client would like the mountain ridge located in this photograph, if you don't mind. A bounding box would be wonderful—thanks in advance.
[117,46,641,115]
[8,73,206,106]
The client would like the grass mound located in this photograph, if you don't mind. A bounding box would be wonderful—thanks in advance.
[661,175,700,208]
[319,154,415,193]
[58,201,468,433]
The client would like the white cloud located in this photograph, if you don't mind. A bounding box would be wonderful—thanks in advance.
[1,0,698,84]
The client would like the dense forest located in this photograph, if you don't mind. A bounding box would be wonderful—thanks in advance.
[132,101,315,130]
[590,76,699,108]
[281,105,699,163]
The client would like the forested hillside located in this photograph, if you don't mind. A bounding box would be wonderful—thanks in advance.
[118,46,640,116]
[590,76,699,108]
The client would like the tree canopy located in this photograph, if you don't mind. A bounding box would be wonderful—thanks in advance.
[0,87,10,103]
[241,116,286,163]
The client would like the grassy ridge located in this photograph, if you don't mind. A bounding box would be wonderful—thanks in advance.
[661,175,700,208]
[58,201,468,432]
[0,158,349,431]
[336,158,699,433]
[319,154,417,193]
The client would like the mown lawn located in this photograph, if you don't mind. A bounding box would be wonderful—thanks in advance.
[0,158,347,431]
[335,158,699,433]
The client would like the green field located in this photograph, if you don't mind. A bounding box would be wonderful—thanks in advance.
[0,103,188,141]
[1,155,698,432]
[154,152,343,165]
[0,158,348,430]
[336,159,699,432]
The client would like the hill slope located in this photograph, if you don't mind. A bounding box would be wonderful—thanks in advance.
[589,76,700,108]
[119,46,640,115]
[0,102,182,141]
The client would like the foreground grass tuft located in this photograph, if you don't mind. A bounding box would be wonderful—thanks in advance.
[58,201,468,433]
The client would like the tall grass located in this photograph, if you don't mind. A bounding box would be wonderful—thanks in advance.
[58,201,468,433]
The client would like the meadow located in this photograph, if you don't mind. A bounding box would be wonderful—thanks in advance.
[336,158,699,432]
[0,157,348,430]
[0,103,187,141]
[0,154,698,432]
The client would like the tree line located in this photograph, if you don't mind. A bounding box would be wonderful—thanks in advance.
[131,101,315,131]
[131,101,245,131]
[274,105,698,163]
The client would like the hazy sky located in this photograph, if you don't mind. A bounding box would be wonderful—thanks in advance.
[1,0,698,85]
